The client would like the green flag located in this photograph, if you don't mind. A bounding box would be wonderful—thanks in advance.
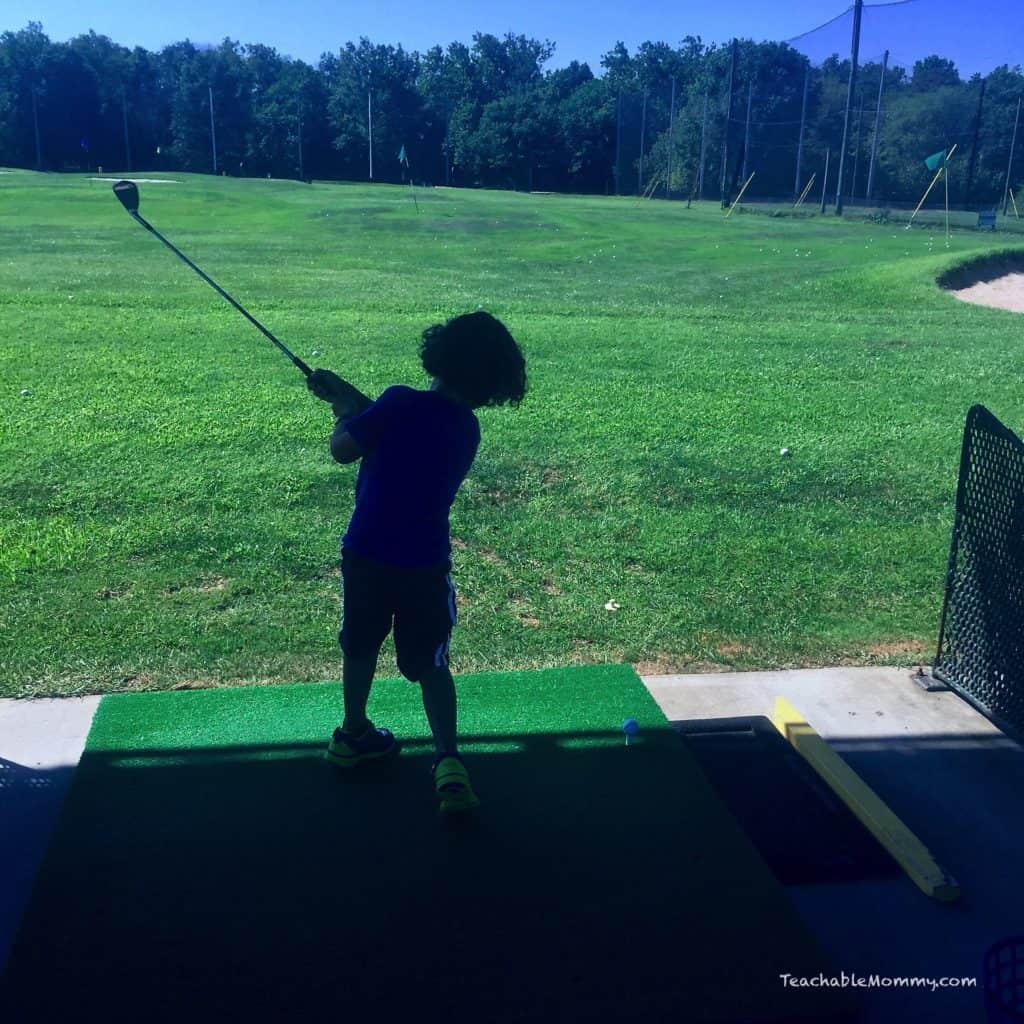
[398,144,408,166]
[924,150,947,172]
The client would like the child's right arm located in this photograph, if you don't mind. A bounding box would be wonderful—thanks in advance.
[307,369,374,421]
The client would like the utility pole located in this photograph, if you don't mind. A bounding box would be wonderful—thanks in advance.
[1005,96,1021,216]
[666,76,676,198]
[698,91,709,199]
[638,87,648,195]
[866,49,888,203]
[31,86,42,170]
[820,148,830,214]
[297,100,304,181]
[851,91,865,200]
[208,85,218,175]
[720,38,737,208]
[368,89,374,180]
[741,80,753,184]
[121,83,131,171]
[966,77,987,204]
[835,0,863,214]
[794,66,810,202]
[614,89,623,195]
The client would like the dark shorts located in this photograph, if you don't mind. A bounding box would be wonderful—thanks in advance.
[339,545,457,682]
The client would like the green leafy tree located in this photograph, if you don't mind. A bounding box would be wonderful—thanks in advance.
[324,38,422,182]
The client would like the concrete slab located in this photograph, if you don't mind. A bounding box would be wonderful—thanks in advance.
[640,667,1024,1023]
[0,696,101,974]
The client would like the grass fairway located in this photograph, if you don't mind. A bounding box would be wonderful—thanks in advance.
[2,169,1023,696]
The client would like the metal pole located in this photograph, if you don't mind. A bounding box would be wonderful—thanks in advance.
[638,88,648,195]
[720,38,737,208]
[666,76,676,198]
[866,49,888,203]
[297,101,304,180]
[794,66,810,202]
[614,89,622,195]
[851,91,865,200]
[835,0,863,214]
[741,80,753,184]
[208,85,218,175]
[368,89,373,180]
[698,91,708,199]
[820,148,830,214]
[966,77,986,203]
[1002,95,1020,216]
[121,83,131,171]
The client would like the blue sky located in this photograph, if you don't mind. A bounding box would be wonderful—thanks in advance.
[4,0,1021,77]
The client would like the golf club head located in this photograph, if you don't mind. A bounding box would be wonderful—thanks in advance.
[112,180,139,214]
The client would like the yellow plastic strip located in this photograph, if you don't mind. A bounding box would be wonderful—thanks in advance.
[771,696,960,902]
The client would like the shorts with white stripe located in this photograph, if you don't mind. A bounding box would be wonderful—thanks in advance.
[339,545,458,682]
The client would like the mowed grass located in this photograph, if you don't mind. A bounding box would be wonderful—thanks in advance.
[2,169,1022,697]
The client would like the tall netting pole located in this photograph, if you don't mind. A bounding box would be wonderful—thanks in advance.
[741,80,753,185]
[794,67,810,202]
[835,0,863,214]
[698,91,708,199]
[720,39,737,208]
[666,76,676,198]
[1004,96,1021,216]
[865,50,888,204]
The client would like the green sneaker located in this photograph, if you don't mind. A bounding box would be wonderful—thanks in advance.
[431,752,480,813]
[324,721,399,768]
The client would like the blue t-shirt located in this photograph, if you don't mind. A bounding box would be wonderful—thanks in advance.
[342,385,481,567]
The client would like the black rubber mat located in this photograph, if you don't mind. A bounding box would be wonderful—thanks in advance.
[675,716,904,885]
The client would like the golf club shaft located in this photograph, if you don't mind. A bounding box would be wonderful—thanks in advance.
[130,211,312,377]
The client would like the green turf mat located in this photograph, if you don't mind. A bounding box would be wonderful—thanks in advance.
[3,665,855,1022]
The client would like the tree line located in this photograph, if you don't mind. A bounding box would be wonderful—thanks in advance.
[1,21,1021,207]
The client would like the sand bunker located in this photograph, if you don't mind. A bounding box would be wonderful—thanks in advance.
[940,251,1024,314]
[950,273,1024,313]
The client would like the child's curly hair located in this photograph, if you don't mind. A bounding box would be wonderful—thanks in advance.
[420,311,527,410]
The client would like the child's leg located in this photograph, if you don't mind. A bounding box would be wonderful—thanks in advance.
[342,647,380,735]
[418,665,458,755]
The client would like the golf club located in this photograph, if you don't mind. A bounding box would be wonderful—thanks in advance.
[111,180,312,377]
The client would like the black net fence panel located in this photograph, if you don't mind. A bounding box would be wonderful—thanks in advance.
[934,405,1024,743]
